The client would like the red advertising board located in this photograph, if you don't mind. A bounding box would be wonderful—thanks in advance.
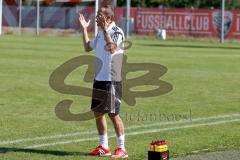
[135,8,240,38]
[2,4,240,38]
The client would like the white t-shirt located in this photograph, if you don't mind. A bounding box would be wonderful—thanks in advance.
[89,22,125,82]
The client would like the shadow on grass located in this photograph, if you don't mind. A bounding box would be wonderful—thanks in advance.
[139,43,240,50]
[0,147,87,157]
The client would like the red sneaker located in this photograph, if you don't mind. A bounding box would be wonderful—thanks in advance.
[88,145,111,156]
[111,148,128,159]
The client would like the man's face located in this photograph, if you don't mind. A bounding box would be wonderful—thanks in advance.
[96,9,104,26]
[96,8,111,26]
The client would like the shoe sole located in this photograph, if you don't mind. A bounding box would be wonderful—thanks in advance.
[100,153,112,157]
[88,153,112,157]
[111,155,128,159]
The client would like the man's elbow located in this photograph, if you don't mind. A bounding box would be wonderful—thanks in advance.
[109,49,115,54]
[108,45,118,54]
[84,42,92,52]
[84,45,93,52]
[85,48,92,52]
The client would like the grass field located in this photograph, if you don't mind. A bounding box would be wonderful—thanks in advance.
[0,35,240,160]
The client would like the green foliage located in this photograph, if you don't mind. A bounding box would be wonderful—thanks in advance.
[226,0,240,9]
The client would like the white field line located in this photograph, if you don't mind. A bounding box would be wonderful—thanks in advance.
[24,118,240,149]
[0,131,97,145]
[0,113,240,145]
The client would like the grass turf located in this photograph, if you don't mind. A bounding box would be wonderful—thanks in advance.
[0,35,240,160]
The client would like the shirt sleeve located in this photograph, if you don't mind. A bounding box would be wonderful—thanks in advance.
[89,34,98,49]
[111,30,124,46]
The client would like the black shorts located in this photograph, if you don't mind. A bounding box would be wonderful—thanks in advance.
[91,80,122,114]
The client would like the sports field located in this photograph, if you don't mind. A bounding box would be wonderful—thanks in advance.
[0,35,240,160]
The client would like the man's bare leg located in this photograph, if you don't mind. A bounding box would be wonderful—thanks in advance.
[95,112,109,149]
[108,113,125,149]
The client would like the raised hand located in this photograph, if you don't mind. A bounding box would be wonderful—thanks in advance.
[96,13,110,31]
[79,14,91,30]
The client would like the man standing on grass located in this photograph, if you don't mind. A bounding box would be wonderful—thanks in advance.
[78,4,128,159]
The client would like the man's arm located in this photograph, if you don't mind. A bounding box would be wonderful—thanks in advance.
[103,30,117,54]
[82,28,92,52]
[96,13,117,54]
[79,14,92,52]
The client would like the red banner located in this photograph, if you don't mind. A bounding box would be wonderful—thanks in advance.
[2,4,240,38]
[135,8,240,38]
